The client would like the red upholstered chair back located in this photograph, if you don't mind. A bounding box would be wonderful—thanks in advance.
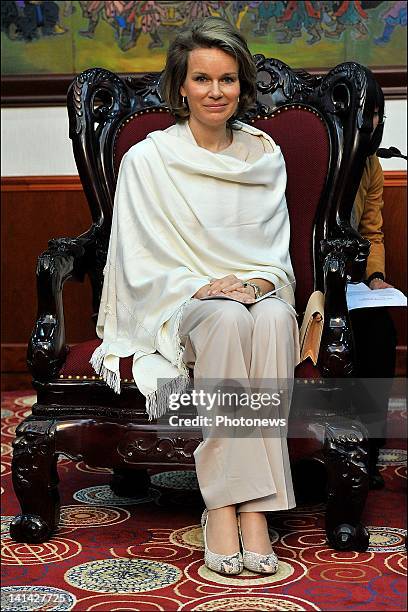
[113,106,329,313]
[113,111,175,177]
[253,108,330,312]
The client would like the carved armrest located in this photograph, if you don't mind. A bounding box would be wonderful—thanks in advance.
[27,224,103,381]
[336,221,371,282]
[318,235,367,377]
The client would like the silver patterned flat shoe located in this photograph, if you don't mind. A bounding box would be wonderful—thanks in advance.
[237,513,279,574]
[201,508,243,575]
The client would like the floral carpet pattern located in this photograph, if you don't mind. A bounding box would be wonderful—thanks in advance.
[1,391,407,611]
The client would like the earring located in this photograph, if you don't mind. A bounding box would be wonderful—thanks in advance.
[237,96,240,103]
[182,96,187,107]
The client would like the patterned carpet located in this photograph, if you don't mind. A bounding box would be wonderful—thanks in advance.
[1,390,407,611]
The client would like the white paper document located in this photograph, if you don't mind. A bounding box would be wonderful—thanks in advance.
[346,282,407,310]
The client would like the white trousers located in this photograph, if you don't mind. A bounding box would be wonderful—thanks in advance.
[179,297,300,513]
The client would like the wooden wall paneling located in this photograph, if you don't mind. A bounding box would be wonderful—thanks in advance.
[1,181,95,344]
[1,178,96,389]
[1,373,33,391]
[1,173,406,389]
[382,172,407,377]
[383,172,407,293]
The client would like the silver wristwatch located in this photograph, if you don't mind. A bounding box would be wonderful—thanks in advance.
[244,281,262,299]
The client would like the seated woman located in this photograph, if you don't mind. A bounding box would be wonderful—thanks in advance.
[350,81,397,489]
[91,16,299,575]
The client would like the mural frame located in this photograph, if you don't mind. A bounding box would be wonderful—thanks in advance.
[2,0,407,105]
[1,65,406,106]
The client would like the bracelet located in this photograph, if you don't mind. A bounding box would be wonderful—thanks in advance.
[366,272,385,285]
[243,281,262,299]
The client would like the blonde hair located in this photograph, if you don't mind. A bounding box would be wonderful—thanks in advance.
[160,16,257,127]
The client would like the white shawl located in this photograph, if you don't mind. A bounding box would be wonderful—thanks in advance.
[90,120,295,420]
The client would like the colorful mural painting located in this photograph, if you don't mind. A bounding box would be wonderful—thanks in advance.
[1,1,406,76]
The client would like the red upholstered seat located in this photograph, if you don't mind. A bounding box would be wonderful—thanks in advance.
[294,360,322,378]
[59,339,134,381]
[59,339,320,381]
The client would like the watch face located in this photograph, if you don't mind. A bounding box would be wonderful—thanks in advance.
[251,283,261,298]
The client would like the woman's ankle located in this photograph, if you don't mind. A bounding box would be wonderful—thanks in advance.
[206,506,240,555]
[238,511,272,554]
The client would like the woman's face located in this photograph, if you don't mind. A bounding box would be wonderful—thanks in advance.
[180,47,241,128]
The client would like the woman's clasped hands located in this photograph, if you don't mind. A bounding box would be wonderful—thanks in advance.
[194,274,256,304]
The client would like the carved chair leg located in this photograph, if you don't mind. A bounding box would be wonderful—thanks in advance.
[110,467,151,498]
[10,418,60,543]
[323,421,370,552]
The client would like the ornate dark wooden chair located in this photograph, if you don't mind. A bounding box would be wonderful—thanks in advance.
[11,56,378,551]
